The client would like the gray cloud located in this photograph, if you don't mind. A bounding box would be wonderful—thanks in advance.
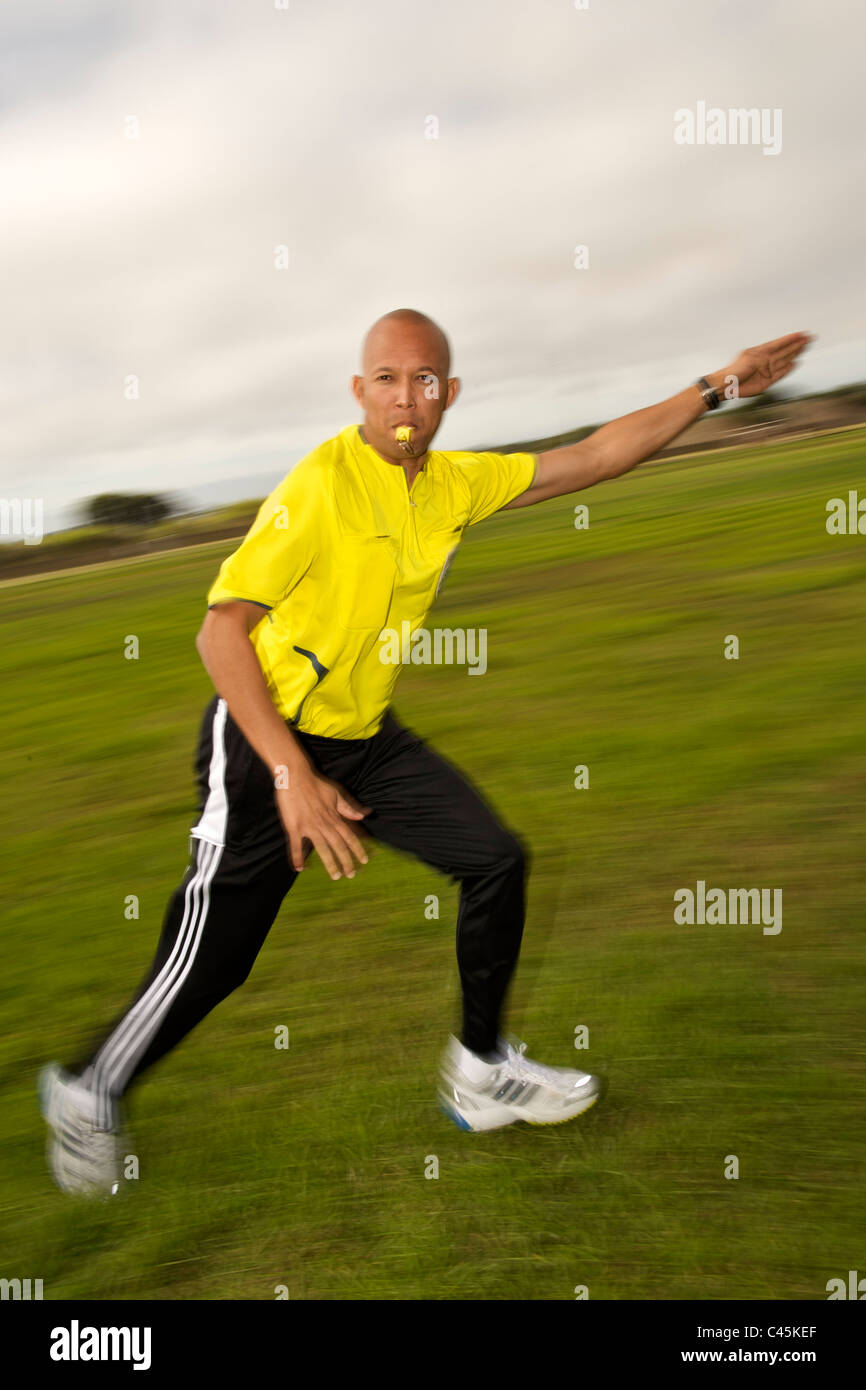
[1,0,863,529]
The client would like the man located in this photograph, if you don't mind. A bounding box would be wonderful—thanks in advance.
[39,309,811,1195]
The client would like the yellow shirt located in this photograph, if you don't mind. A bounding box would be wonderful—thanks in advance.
[206,424,537,737]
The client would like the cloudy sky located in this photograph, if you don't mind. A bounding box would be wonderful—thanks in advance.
[2,0,863,531]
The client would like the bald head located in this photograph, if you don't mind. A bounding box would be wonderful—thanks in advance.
[361,308,451,380]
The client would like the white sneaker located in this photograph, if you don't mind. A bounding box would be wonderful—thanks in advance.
[437,1032,603,1132]
[38,1064,125,1198]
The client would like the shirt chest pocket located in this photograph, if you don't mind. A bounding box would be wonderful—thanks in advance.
[339,533,398,630]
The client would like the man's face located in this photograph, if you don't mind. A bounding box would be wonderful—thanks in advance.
[351,321,459,462]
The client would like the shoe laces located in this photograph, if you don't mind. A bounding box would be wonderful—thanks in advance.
[501,1038,591,1090]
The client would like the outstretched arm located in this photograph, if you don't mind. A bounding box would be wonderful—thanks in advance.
[503,332,813,508]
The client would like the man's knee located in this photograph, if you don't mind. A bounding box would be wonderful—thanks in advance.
[490,827,531,877]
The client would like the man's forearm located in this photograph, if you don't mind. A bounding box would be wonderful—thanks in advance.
[591,369,727,480]
[197,622,312,781]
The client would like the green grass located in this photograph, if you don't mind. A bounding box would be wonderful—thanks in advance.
[1,429,864,1300]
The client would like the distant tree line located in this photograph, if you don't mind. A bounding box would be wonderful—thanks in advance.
[82,493,176,527]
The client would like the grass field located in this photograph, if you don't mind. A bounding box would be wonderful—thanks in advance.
[1,429,864,1301]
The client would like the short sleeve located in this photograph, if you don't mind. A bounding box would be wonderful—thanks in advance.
[460,451,537,526]
[206,457,326,609]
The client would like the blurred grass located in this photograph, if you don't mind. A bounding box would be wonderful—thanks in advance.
[1,428,864,1300]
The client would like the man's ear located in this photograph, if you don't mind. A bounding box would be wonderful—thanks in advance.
[445,376,460,409]
[350,374,364,408]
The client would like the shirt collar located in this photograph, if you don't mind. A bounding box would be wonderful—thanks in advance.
[353,424,428,482]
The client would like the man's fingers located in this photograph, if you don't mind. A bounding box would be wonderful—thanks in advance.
[736,332,812,394]
[311,833,342,881]
[759,331,812,355]
[771,338,811,375]
[335,789,372,819]
[329,813,372,875]
[744,333,810,372]
[334,817,370,867]
[315,823,362,880]
[278,777,372,880]
[770,351,804,382]
[288,830,306,873]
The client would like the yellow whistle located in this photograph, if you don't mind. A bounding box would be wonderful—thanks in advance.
[394,424,416,455]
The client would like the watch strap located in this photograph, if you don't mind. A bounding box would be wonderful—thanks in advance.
[695,376,722,410]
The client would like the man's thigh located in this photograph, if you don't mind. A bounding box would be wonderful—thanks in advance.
[352,713,526,879]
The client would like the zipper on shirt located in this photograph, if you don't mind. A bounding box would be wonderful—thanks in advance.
[403,463,423,506]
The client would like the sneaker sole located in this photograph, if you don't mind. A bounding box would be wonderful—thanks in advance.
[522,1092,601,1125]
[438,1087,602,1132]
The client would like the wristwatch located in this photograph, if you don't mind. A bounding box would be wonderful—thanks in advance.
[695,376,722,410]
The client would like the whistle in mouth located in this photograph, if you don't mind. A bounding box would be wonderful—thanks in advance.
[394,425,416,454]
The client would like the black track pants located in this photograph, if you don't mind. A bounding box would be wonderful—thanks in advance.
[76,697,529,1127]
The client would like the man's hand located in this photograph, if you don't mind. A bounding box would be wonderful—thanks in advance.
[721,331,813,400]
[196,599,373,881]
[276,766,372,880]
